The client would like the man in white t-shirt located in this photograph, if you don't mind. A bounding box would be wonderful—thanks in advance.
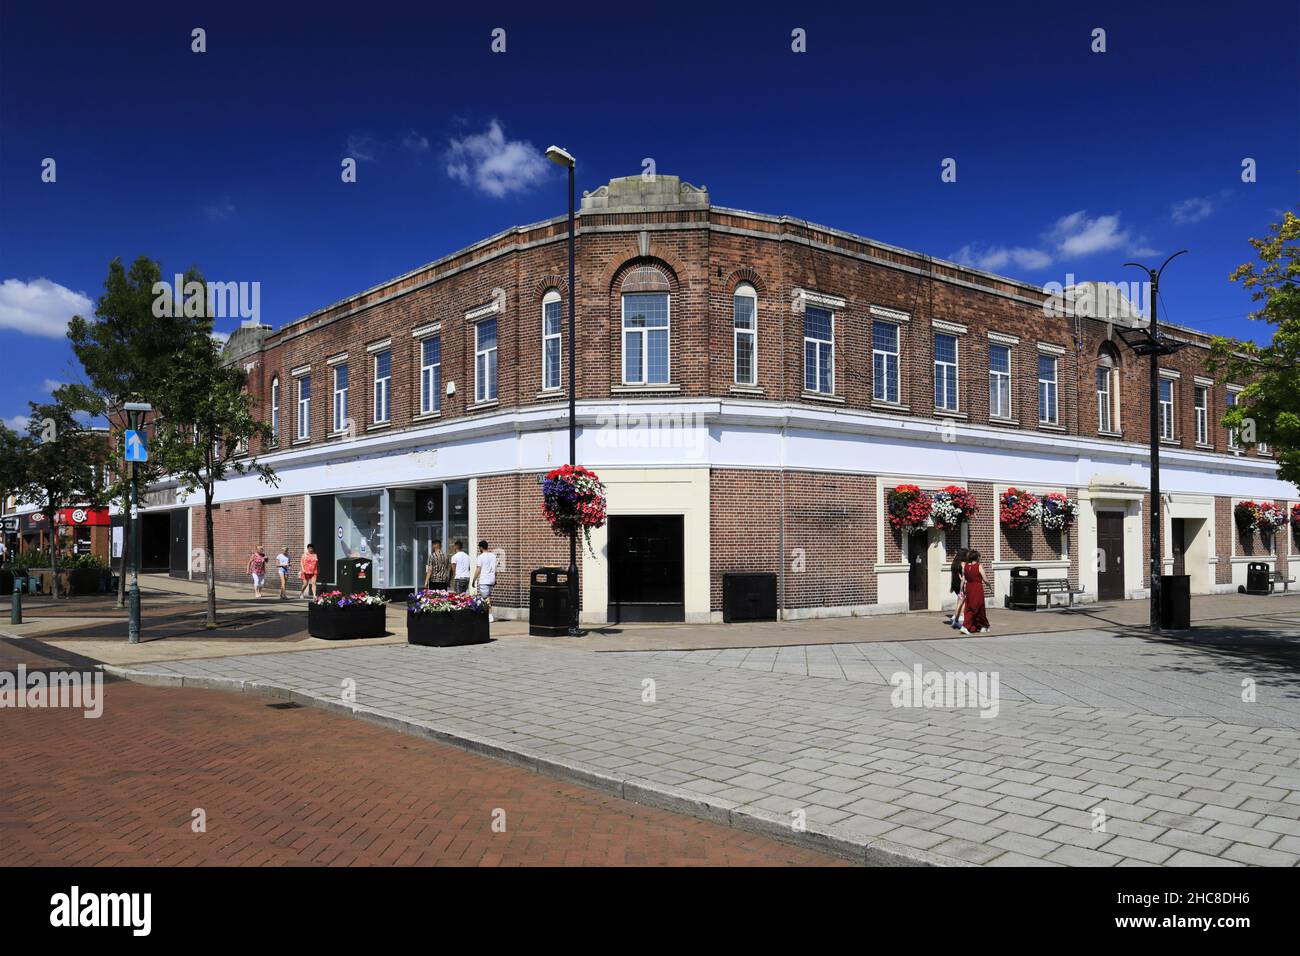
[471,539,498,623]
[450,540,472,593]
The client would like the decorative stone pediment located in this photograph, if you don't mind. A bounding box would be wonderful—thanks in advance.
[580,175,709,212]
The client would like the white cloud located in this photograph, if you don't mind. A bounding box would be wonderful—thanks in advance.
[951,243,1053,272]
[403,130,430,153]
[346,134,380,162]
[1047,210,1130,257]
[1170,196,1214,225]
[204,196,236,220]
[0,277,91,338]
[42,379,63,394]
[446,120,550,198]
[3,414,29,432]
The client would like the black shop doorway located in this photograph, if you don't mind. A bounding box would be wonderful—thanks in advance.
[607,515,684,623]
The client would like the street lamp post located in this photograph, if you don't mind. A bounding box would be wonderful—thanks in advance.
[546,144,585,637]
[1116,252,1188,633]
[124,401,152,643]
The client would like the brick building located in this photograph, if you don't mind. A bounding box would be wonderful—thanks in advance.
[142,174,1294,623]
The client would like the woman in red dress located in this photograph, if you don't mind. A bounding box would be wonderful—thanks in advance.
[961,549,991,635]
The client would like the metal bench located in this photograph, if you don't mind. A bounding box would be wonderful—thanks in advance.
[1035,578,1086,608]
[1270,571,1296,594]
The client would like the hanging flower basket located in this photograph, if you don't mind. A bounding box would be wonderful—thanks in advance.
[930,485,979,531]
[1234,500,1260,534]
[1000,488,1040,531]
[539,465,607,554]
[1258,503,1286,536]
[886,484,933,531]
[1039,492,1078,533]
[1291,503,1300,532]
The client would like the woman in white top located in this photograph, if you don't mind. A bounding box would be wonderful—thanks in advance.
[275,548,291,600]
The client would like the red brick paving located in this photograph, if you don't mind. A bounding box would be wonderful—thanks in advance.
[0,681,843,866]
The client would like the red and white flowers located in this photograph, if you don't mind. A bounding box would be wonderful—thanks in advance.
[540,464,607,552]
[408,589,488,614]
[313,590,388,608]
[1234,500,1262,534]
[930,485,979,530]
[1291,503,1300,532]
[1039,492,1078,532]
[1258,503,1286,534]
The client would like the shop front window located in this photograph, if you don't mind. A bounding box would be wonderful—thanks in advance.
[335,491,385,586]
[389,488,417,590]
[447,481,470,552]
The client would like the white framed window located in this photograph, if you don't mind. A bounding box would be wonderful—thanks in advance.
[270,377,280,443]
[1226,386,1242,448]
[804,306,834,394]
[1096,368,1112,432]
[988,343,1011,419]
[1159,378,1175,440]
[1038,354,1058,424]
[872,321,899,403]
[296,374,311,441]
[733,283,757,386]
[332,364,348,433]
[420,336,441,414]
[373,350,391,423]
[934,333,958,411]
[1194,385,1209,444]
[475,317,498,402]
[621,292,670,385]
[542,291,562,391]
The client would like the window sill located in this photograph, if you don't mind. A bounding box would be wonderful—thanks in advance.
[1037,422,1066,433]
[611,384,681,394]
[729,384,764,396]
[988,417,1020,428]
[801,390,844,404]
[1194,442,1214,451]
[366,421,392,432]
[1097,429,1123,439]
[536,388,565,400]
[871,400,911,414]
[412,411,442,423]
[291,438,311,446]
[934,409,966,421]
[1159,438,1180,446]
[466,400,500,413]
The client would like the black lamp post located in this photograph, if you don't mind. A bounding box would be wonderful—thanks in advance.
[545,144,585,637]
[1115,251,1188,633]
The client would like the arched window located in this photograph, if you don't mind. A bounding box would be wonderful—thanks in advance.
[1097,343,1121,433]
[542,289,562,391]
[620,266,671,385]
[733,283,757,386]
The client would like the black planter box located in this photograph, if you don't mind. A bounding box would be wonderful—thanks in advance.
[0,571,12,596]
[407,609,490,647]
[307,602,388,640]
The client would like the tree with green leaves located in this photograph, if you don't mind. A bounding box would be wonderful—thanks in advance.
[65,256,205,606]
[152,329,277,627]
[10,398,109,598]
[1209,210,1300,489]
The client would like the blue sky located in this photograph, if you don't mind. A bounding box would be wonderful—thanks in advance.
[1,0,1296,430]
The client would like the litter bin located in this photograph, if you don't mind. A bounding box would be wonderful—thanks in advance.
[722,572,778,623]
[1243,561,1271,595]
[1159,574,1191,629]
[336,556,374,594]
[529,567,573,637]
[1006,566,1038,610]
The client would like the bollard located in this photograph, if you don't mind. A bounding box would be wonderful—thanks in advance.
[10,588,20,625]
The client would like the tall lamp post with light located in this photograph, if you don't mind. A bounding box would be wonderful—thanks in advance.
[123,401,152,644]
[1114,251,1188,633]
[545,144,585,637]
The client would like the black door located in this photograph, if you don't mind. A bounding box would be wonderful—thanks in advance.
[1171,518,1186,576]
[310,494,336,586]
[140,513,171,572]
[607,515,684,623]
[168,508,188,578]
[1097,512,1125,600]
[908,531,928,611]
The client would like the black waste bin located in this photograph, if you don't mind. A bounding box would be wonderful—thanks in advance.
[336,556,374,594]
[1006,566,1037,609]
[1244,561,1271,595]
[1159,574,1191,629]
[529,567,573,637]
[722,572,778,623]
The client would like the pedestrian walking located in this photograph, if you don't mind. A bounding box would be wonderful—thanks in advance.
[946,548,967,630]
[960,549,991,635]
[247,546,267,598]
[423,540,450,591]
[449,540,471,593]
[299,543,319,600]
[275,547,291,599]
[470,539,497,622]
